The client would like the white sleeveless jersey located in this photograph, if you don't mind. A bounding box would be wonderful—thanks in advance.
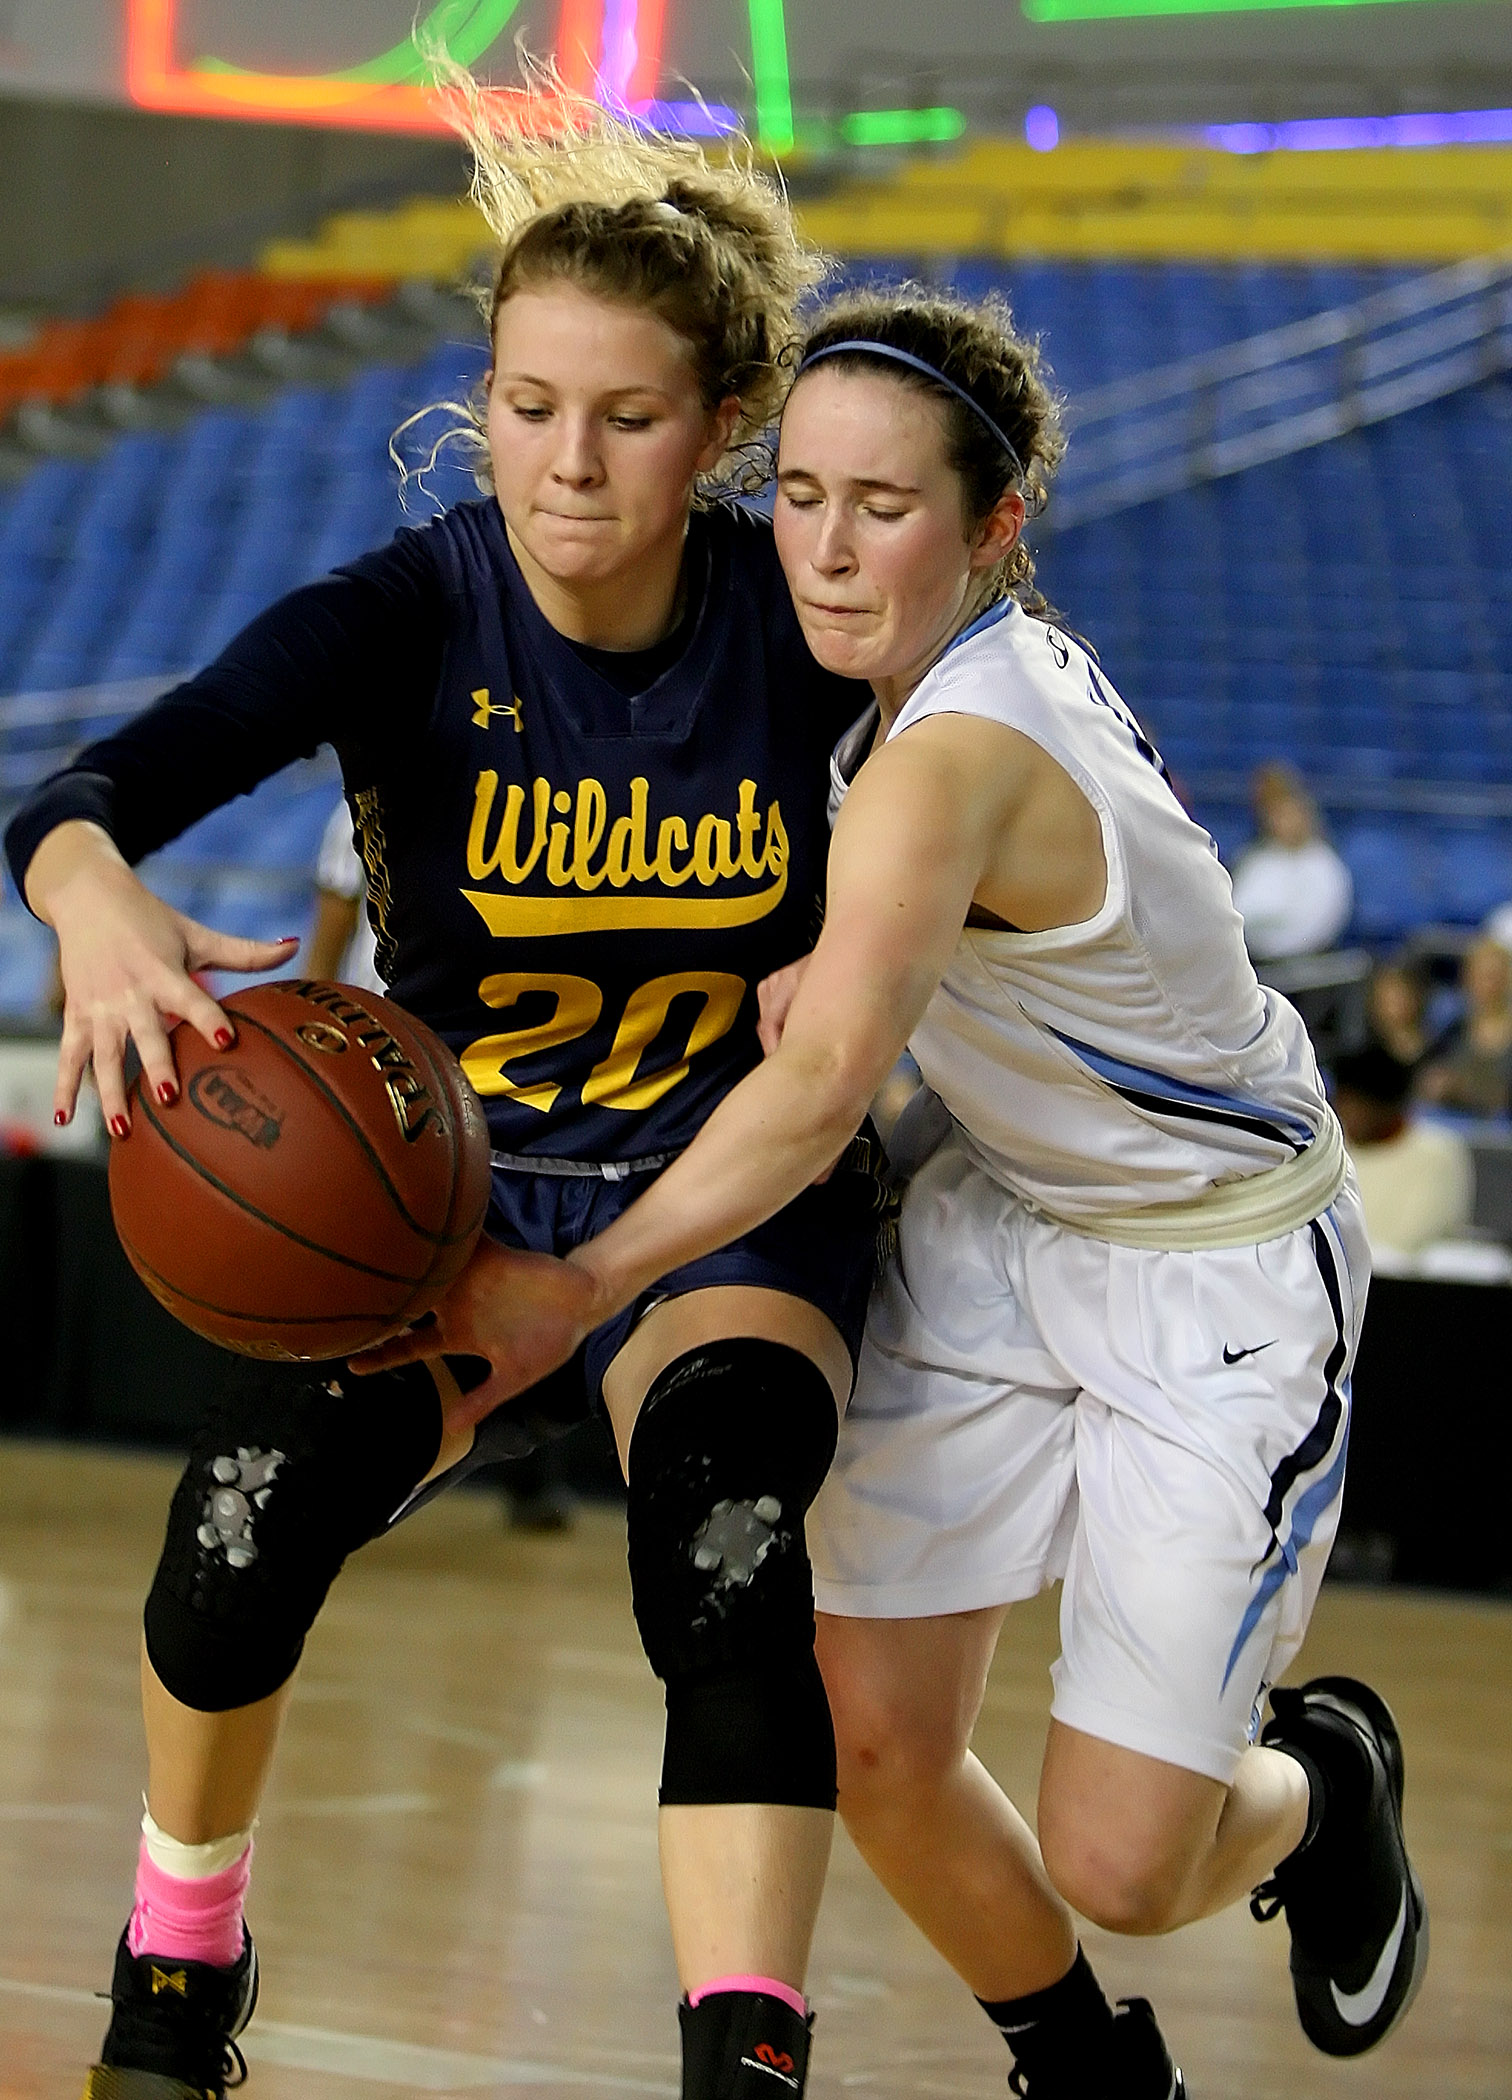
[830,599,1331,1221]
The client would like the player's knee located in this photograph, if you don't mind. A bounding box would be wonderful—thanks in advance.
[626,1339,839,1808]
[1052,1863,1188,1937]
[1039,1817,1190,1936]
[816,1620,973,1818]
[827,1681,963,1817]
[144,1362,442,1712]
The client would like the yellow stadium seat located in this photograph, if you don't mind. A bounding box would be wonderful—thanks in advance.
[262,146,1512,278]
[261,198,495,282]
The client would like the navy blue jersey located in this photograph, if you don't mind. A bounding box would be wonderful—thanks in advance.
[7,499,863,1163]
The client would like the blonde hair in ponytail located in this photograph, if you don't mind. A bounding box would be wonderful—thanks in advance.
[403,57,825,499]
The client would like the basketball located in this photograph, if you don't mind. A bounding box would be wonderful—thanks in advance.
[107,978,493,1360]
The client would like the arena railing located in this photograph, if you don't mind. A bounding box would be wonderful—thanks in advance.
[0,676,179,797]
[1177,774,1512,822]
[0,676,338,929]
[1052,250,1512,527]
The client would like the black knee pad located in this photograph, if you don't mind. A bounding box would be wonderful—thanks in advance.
[144,1360,442,1712]
[626,1339,840,1810]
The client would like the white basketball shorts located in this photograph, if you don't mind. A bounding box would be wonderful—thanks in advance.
[809,1133,1370,1783]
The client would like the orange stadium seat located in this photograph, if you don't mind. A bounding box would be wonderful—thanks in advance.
[0,273,396,418]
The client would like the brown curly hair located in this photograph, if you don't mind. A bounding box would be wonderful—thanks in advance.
[791,287,1066,612]
[410,63,825,497]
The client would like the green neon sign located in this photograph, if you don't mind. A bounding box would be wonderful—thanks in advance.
[842,108,967,146]
[748,0,795,154]
[195,0,957,158]
[1027,0,1469,21]
[748,0,965,155]
[195,0,521,85]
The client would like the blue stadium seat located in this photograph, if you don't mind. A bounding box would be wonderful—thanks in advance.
[0,905,54,1019]
[195,871,316,952]
[1340,825,1437,943]
[1434,831,1512,920]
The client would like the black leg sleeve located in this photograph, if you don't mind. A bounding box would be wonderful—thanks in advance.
[143,1361,442,1711]
[626,1340,839,1811]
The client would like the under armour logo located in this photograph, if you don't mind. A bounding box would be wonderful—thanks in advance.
[150,1966,188,1997]
[472,687,523,733]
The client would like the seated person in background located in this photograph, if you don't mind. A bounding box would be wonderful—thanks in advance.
[1334,1045,1473,1260]
[1367,955,1443,1071]
[305,799,384,992]
[1230,762,1353,962]
[1483,898,1512,955]
[1418,936,1512,1120]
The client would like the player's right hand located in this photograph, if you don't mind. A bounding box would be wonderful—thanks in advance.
[348,1237,606,1424]
[25,820,298,1135]
[756,954,812,1057]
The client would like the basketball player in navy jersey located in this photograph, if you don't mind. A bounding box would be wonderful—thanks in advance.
[9,104,898,2100]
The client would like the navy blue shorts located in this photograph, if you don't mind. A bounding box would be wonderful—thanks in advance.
[398,1137,888,1510]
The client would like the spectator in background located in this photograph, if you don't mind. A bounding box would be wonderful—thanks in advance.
[305,801,383,992]
[1367,956,1442,1071]
[1334,1045,1472,1259]
[1419,936,1512,1120]
[1230,762,1353,962]
[1484,898,1512,955]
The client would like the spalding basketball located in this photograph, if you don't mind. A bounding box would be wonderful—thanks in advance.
[108,979,493,1361]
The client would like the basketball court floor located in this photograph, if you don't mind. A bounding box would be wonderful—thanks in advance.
[1,1441,1507,2100]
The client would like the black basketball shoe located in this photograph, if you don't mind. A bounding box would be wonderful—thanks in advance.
[1251,1675,1428,2056]
[81,1928,258,2099]
[1108,1999,1187,2100]
[1007,1997,1186,2098]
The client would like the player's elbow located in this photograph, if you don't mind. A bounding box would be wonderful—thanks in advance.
[783,1033,887,1150]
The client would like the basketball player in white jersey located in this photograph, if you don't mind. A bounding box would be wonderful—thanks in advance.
[361,289,1427,2096]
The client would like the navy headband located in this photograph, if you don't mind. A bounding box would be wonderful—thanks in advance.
[795,339,1024,482]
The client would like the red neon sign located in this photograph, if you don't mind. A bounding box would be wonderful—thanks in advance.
[124,0,662,135]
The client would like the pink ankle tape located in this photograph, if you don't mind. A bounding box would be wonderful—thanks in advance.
[127,1839,252,1969]
[687,1974,807,2018]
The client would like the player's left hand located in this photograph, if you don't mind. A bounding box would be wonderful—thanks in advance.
[347,1236,605,1428]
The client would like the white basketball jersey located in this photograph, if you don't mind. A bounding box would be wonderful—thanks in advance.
[830,599,1332,1222]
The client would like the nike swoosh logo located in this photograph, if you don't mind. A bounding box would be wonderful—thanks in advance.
[1223,1339,1278,1364]
[1330,1884,1409,2026]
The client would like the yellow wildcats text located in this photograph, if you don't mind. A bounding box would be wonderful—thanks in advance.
[462,771,790,936]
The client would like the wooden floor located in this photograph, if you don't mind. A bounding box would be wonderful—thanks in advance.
[1,1442,1508,2100]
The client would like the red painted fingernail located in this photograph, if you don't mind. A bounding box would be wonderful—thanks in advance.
[157,1082,177,1105]
[109,1116,129,1139]
[53,1110,68,1127]
[279,934,301,944]
[214,1028,234,1049]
